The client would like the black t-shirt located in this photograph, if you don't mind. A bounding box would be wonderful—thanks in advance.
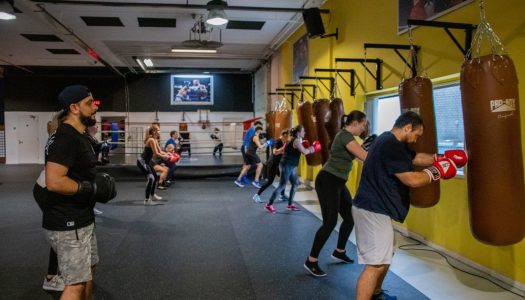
[281,138,301,167]
[43,123,97,230]
[353,131,415,222]
[267,138,284,166]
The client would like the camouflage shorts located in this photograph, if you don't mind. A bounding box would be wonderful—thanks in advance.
[45,223,99,285]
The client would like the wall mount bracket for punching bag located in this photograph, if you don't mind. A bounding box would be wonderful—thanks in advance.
[284,84,317,100]
[334,58,383,90]
[363,43,420,78]
[277,87,312,106]
[268,92,295,109]
[406,19,476,59]
[314,68,356,96]
[299,76,335,96]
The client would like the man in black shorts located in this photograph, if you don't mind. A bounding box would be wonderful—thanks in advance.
[36,85,114,299]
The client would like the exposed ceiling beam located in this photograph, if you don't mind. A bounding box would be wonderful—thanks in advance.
[29,0,330,13]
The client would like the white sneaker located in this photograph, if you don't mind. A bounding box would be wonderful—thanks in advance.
[42,275,65,291]
[252,194,263,203]
[93,208,103,215]
[153,194,163,201]
[144,199,162,206]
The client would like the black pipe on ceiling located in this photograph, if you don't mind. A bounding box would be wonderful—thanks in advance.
[30,0,330,13]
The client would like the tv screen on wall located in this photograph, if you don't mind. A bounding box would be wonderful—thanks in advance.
[171,74,213,105]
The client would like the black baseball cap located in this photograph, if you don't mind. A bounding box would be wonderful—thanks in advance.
[58,85,92,109]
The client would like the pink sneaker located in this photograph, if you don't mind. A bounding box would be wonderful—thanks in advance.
[265,204,276,213]
[287,204,300,211]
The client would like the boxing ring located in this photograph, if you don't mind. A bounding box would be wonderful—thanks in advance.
[94,119,268,180]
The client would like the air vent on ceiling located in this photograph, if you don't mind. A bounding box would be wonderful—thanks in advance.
[21,34,63,42]
[46,49,80,55]
[138,17,176,28]
[81,16,124,27]
[226,20,265,30]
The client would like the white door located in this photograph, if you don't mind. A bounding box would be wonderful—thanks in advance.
[16,115,39,163]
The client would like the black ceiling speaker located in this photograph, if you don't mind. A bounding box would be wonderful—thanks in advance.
[302,8,325,38]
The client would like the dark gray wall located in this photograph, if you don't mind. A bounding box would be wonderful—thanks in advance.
[4,67,254,112]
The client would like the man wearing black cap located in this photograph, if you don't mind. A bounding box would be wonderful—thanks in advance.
[36,85,101,299]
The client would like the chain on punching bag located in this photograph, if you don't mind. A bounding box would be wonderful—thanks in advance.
[297,101,322,166]
[460,1,525,245]
[312,98,331,164]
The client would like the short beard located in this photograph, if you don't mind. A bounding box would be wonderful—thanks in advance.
[80,113,96,127]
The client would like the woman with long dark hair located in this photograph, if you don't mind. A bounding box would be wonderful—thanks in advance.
[304,110,368,277]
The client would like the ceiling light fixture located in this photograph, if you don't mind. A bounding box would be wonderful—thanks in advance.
[171,49,217,53]
[143,58,153,67]
[205,0,228,27]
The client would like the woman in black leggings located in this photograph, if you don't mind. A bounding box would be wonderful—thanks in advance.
[252,129,289,203]
[304,110,369,277]
[137,126,169,205]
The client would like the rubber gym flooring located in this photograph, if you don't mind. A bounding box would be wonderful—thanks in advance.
[0,164,428,299]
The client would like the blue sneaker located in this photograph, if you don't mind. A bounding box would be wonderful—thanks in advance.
[234,180,244,188]
[242,175,251,185]
[372,290,397,300]
[252,180,262,188]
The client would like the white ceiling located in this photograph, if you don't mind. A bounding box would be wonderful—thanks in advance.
[0,0,326,73]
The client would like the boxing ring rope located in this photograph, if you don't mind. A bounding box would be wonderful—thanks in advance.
[96,120,272,163]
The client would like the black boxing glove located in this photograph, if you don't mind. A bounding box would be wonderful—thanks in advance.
[362,134,377,151]
[77,173,117,203]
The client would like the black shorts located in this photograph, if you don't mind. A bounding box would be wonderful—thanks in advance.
[245,152,261,165]
[241,146,250,164]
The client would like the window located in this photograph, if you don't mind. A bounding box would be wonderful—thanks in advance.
[366,82,465,175]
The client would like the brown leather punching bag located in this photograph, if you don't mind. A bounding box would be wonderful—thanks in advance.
[274,109,292,138]
[327,98,344,146]
[266,111,275,139]
[313,99,331,164]
[461,54,525,245]
[399,77,440,208]
[297,101,322,166]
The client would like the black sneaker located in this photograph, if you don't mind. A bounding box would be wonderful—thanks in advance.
[304,259,327,277]
[372,290,397,300]
[331,250,354,263]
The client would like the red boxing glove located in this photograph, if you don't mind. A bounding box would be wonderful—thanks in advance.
[301,139,311,149]
[436,149,468,168]
[170,153,181,164]
[312,140,322,153]
[424,158,457,182]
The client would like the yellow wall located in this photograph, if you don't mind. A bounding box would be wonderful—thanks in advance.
[274,0,525,284]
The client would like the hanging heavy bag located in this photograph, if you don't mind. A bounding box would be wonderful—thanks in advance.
[460,4,525,245]
[399,76,440,208]
[312,99,331,164]
[274,99,292,139]
[266,111,275,140]
[297,101,322,166]
[326,97,344,146]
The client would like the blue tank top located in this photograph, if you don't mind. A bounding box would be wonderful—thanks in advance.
[282,138,301,166]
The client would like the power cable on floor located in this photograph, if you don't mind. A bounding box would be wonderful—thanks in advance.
[396,231,525,299]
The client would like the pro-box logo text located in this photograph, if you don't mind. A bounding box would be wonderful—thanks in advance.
[490,98,516,113]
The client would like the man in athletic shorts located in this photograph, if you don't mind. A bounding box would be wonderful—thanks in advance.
[39,85,108,299]
[234,120,263,187]
[352,111,459,300]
